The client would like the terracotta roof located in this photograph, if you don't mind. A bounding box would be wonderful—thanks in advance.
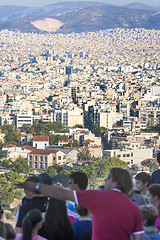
[33,136,49,142]
[22,145,36,151]
[2,144,16,148]
[83,139,94,143]
[29,149,58,155]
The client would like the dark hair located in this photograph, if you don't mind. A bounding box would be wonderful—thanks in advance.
[135,172,151,187]
[22,209,42,240]
[38,173,52,185]
[148,184,160,199]
[4,223,16,240]
[25,175,42,183]
[45,198,73,240]
[0,205,4,220]
[69,171,88,190]
[157,152,160,165]
[0,221,6,238]
[110,168,132,195]
[75,205,88,216]
[140,204,158,226]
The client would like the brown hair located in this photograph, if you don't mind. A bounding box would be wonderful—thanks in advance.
[148,184,160,199]
[110,168,132,195]
[140,204,158,226]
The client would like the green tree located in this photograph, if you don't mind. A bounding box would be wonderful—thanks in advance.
[11,158,30,174]
[78,149,92,160]
[145,161,159,172]
[9,171,26,183]
[82,157,128,189]
[2,124,21,146]
[1,159,10,168]
[49,134,69,145]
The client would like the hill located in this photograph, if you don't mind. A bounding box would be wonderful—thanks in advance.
[0,2,159,33]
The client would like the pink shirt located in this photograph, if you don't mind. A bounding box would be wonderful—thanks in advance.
[74,189,144,240]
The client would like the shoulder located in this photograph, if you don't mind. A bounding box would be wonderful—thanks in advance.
[32,235,47,240]
[15,234,22,240]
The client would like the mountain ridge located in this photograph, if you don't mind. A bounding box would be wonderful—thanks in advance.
[0,2,159,33]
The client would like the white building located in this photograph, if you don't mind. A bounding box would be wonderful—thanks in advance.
[33,136,49,149]
[103,148,153,167]
[15,113,33,130]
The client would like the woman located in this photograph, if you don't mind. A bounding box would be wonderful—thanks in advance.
[15,209,47,240]
[39,198,73,240]
[147,184,160,231]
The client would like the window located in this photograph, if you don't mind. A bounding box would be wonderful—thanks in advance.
[45,156,47,162]
[30,156,32,160]
[58,156,61,160]
[40,156,43,161]
[29,162,32,167]
[53,157,55,160]
[35,162,37,168]
[40,163,43,169]
[45,163,47,169]
[127,154,130,157]
[131,153,133,157]
[117,155,121,158]
[35,156,37,161]
[35,143,37,148]
[131,160,133,164]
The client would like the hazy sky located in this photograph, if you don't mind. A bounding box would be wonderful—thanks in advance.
[0,0,159,7]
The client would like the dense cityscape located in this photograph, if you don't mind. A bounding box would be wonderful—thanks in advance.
[0,26,160,238]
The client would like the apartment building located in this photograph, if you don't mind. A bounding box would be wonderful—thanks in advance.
[103,148,153,167]
[28,149,66,169]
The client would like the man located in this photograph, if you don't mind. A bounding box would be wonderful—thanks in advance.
[135,172,151,199]
[67,171,88,219]
[152,152,160,184]
[127,185,147,206]
[15,176,48,233]
[21,168,144,240]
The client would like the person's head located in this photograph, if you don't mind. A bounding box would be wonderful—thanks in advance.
[4,223,16,240]
[0,205,4,221]
[22,209,43,240]
[135,172,151,193]
[140,204,158,227]
[75,205,89,217]
[104,168,132,195]
[24,176,42,199]
[38,173,52,185]
[0,221,6,239]
[157,152,160,165]
[147,184,160,207]
[68,171,88,190]
[45,198,73,240]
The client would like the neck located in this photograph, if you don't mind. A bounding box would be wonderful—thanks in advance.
[140,188,147,196]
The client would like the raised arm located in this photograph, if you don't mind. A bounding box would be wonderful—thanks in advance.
[22,181,75,201]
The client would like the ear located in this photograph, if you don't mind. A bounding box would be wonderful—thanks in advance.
[144,182,149,188]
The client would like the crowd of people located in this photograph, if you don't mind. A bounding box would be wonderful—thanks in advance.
[1,153,160,239]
